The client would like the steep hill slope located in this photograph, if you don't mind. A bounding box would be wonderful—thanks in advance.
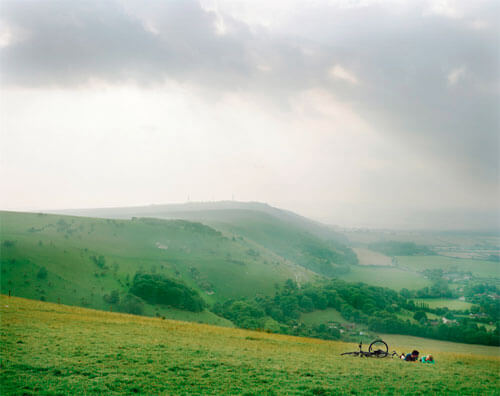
[2,296,498,395]
[0,211,314,321]
[48,201,357,276]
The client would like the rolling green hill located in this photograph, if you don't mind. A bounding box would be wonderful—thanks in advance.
[0,210,316,323]
[2,296,499,395]
[48,201,357,276]
[48,201,347,242]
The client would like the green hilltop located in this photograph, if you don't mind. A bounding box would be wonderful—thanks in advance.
[48,201,356,276]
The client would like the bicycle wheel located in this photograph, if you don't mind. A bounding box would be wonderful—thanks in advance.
[368,340,388,358]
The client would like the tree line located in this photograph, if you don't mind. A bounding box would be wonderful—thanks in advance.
[213,279,499,346]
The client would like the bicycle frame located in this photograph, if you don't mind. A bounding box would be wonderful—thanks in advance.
[340,340,397,358]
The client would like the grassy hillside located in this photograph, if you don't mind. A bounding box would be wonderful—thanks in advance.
[48,202,357,276]
[0,211,314,321]
[48,201,348,243]
[2,296,499,395]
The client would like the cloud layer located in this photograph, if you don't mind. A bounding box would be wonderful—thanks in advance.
[1,0,499,228]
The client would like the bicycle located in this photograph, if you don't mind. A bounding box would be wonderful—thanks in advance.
[340,339,398,358]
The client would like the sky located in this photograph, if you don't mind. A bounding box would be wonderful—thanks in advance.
[1,0,499,230]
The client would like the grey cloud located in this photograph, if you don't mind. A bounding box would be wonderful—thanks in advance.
[1,0,254,87]
[1,0,498,225]
[284,2,499,185]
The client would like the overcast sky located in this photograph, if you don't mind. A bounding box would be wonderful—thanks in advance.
[1,0,499,229]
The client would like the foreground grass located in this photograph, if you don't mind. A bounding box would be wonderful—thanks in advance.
[1,296,499,395]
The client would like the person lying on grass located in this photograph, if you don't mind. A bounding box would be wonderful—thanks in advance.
[421,354,435,364]
[404,350,419,361]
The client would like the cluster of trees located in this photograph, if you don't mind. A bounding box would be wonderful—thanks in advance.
[133,217,223,238]
[213,279,404,339]
[212,281,341,340]
[91,255,107,269]
[103,290,120,304]
[118,294,144,315]
[213,279,499,346]
[369,241,434,256]
[465,283,500,319]
[130,272,205,312]
[403,277,454,299]
[298,241,357,276]
[2,240,16,248]
[368,312,499,345]
[37,266,48,280]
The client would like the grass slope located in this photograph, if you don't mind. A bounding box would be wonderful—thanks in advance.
[1,296,499,395]
[0,211,313,320]
[49,202,356,277]
[49,201,348,243]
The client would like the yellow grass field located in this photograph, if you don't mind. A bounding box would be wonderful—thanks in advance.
[1,295,499,395]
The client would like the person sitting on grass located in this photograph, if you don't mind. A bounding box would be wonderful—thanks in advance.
[404,350,419,361]
[421,354,435,364]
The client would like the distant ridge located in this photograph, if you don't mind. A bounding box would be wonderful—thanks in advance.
[46,201,347,243]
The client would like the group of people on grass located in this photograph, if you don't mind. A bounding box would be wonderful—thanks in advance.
[400,350,434,364]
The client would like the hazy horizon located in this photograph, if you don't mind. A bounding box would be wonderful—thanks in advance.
[1,0,499,230]
[1,199,496,233]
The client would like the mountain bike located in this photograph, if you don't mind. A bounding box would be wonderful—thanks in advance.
[340,339,398,358]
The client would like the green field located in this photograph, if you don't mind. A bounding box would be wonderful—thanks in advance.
[338,266,431,291]
[396,255,499,278]
[1,296,499,395]
[344,230,500,250]
[412,299,474,311]
[396,310,440,325]
[301,308,347,325]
